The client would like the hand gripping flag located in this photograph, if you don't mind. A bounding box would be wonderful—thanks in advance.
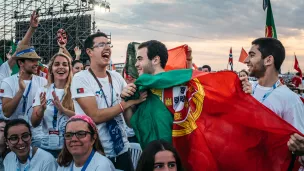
[128,69,301,171]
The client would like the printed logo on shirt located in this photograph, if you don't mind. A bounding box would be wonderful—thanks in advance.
[77,88,84,94]
[0,89,4,93]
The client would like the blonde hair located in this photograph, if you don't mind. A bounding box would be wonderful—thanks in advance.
[47,53,74,111]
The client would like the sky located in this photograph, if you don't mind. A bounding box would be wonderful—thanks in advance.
[92,0,304,73]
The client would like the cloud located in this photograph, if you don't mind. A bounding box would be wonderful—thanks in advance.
[93,0,304,72]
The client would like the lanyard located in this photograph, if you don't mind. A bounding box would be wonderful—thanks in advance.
[253,80,281,103]
[88,68,114,108]
[70,149,95,171]
[52,85,65,129]
[16,146,33,171]
[22,80,32,113]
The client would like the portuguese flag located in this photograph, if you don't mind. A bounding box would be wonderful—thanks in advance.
[129,69,300,171]
[265,0,277,39]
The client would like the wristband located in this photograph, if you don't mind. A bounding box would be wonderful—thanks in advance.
[119,102,124,112]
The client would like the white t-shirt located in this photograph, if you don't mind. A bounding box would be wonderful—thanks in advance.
[252,83,304,133]
[0,62,12,83]
[57,152,116,171]
[33,84,69,150]
[0,73,47,141]
[71,70,129,157]
[4,148,57,171]
[0,61,12,119]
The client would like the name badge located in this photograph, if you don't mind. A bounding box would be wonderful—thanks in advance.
[48,130,60,148]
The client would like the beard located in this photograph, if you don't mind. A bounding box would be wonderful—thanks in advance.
[249,60,266,78]
[142,61,155,75]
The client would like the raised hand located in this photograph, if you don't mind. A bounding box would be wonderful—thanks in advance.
[30,10,39,28]
[40,92,47,110]
[74,46,82,57]
[6,49,12,59]
[52,91,65,114]
[18,70,26,92]
[186,45,192,61]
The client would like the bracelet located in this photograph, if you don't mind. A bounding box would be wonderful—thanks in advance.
[119,102,124,113]
[30,26,38,29]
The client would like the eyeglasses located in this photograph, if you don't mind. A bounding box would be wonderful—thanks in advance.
[7,133,31,145]
[64,131,93,140]
[91,42,113,49]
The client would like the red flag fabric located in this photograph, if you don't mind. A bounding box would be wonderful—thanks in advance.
[239,47,248,63]
[165,45,187,71]
[172,71,301,171]
[294,54,303,78]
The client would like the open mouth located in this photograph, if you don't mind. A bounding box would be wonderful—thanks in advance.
[56,70,66,75]
[102,52,110,59]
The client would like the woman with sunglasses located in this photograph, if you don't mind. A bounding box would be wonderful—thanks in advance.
[31,53,75,158]
[57,115,115,171]
[3,119,57,171]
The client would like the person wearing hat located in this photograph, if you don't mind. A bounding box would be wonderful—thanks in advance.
[0,51,17,119]
[0,11,47,146]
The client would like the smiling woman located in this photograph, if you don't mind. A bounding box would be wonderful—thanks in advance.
[3,119,57,171]
[31,53,75,158]
[57,115,115,171]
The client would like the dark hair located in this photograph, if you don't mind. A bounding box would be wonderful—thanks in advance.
[239,69,249,76]
[136,140,183,171]
[57,118,104,167]
[202,65,211,72]
[84,32,108,51]
[296,72,301,76]
[0,119,10,158]
[72,60,83,67]
[138,40,168,69]
[4,119,31,139]
[252,38,285,71]
[16,59,25,68]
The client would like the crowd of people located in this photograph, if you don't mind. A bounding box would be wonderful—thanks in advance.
[0,10,303,171]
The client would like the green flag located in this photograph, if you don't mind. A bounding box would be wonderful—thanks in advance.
[11,42,19,75]
[129,69,193,148]
[265,0,277,39]
[124,42,140,79]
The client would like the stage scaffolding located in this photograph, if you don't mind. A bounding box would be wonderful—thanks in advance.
[0,0,111,63]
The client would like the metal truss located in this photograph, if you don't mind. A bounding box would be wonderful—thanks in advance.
[0,0,111,62]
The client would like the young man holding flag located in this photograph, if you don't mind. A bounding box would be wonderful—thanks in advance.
[242,38,304,162]
[122,40,302,171]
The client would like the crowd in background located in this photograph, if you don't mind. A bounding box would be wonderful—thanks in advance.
[0,11,303,171]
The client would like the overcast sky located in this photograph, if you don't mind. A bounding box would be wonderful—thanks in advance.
[93,0,304,73]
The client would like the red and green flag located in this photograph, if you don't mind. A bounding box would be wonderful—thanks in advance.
[264,0,277,39]
[129,69,301,171]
